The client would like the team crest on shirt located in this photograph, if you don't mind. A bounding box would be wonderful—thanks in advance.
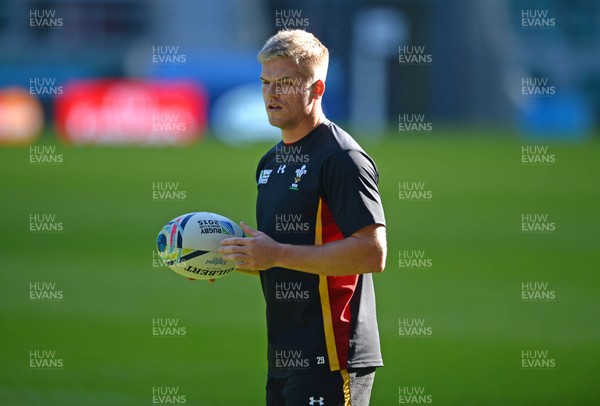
[289,165,307,191]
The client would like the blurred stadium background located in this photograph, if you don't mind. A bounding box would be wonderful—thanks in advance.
[1,0,599,405]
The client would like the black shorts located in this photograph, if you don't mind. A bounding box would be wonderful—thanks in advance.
[266,367,376,406]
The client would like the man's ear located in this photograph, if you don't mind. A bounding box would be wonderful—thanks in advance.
[313,80,325,99]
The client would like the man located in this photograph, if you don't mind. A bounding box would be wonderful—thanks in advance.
[219,29,386,406]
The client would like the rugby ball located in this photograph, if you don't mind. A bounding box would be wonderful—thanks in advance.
[156,212,244,280]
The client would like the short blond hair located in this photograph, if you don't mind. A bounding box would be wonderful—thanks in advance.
[258,30,329,83]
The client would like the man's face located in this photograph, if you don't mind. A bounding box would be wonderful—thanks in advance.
[260,58,316,130]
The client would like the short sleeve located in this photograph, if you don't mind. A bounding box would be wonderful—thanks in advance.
[319,149,386,237]
[255,148,271,186]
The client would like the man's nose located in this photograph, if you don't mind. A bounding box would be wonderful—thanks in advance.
[264,83,275,95]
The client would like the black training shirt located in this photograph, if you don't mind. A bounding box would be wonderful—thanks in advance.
[255,119,385,378]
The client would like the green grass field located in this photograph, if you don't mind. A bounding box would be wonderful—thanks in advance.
[1,133,599,405]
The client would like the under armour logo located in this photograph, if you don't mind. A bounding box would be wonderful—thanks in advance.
[308,396,324,405]
[277,164,286,174]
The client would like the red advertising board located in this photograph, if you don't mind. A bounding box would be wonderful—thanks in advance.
[55,80,207,145]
